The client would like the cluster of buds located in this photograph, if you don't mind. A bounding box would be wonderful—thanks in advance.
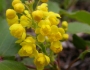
[6,0,68,70]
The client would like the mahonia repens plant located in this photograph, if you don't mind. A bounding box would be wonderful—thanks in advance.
[6,0,69,70]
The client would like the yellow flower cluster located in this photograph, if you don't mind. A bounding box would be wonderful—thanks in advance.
[6,0,68,70]
[34,3,68,53]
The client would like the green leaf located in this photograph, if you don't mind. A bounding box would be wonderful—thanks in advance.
[3,56,15,60]
[73,34,86,50]
[22,57,34,65]
[0,60,28,70]
[86,41,90,47]
[60,9,90,25]
[0,0,7,11]
[38,43,47,55]
[47,1,60,13]
[79,50,90,60]
[0,19,21,57]
[0,0,3,12]
[68,22,90,34]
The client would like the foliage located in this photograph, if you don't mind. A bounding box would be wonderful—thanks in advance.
[0,0,90,70]
[0,60,28,70]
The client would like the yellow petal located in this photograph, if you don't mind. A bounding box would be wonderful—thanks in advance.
[37,34,45,42]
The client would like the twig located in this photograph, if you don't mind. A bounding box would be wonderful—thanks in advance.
[55,60,60,70]
[25,65,49,70]
[0,57,3,61]
[57,54,61,68]
[25,65,36,69]
[66,58,79,70]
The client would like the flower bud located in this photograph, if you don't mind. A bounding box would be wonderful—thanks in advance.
[9,24,26,39]
[32,10,43,22]
[37,3,48,11]
[14,3,25,13]
[20,15,31,28]
[6,15,19,26]
[12,0,21,7]
[58,28,65,35]
[62,21,68,28]
[63,34,69,40]
[6,9,16,19]
[37,34,45,42]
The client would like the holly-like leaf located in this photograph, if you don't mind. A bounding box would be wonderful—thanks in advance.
[0,19,21,57]
[73,34,86,50]
[0,60,28,70]
[60,9,90,25]
[22,57,34,65]
[68,22,90,34]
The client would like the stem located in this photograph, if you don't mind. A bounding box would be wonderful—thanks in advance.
[55,60,60,70]
[66,58,79,70]
[35,0,41,10]
[25,65,36,69]
[0,57,3,61]
[25,65,49,70]
[38,42,48,55]
[50,50,55,62]
[49,60,61,70]
[56,54,61,70]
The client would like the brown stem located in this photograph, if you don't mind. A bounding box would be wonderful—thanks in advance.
[0,57,3,61]
[57,54,61,69]
[25,65,36,69]
[25,65,49,70]
[66,58,79,70]
[55,60,60,70]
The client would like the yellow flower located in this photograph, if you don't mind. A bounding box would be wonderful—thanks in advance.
[48,25,62,41]
[19,36,38,57]
[20,15,31,28]
[38,19,51,27]
[63,34,69,40]
[32,10,43,22]
[50,41,63,53]
[48,32,62,41]
[48,12,60,25]
[37,3,48,11]
[20,36,36,45]
[14,3,25,13]
[41,0,48,3]
[54,32,62,41]
[6,15,19,26]
[25,37,36,43]
[18,44,38,57]
[58,28,65,35]
[51,25,58,33]
[62,21,68,28]
[9,24,26,41]
[6,9,16,19]
[12,0,21,7]
[35,28,40,34]
[34,53,50,70]
[37,34,45,42]
[40,25,51,36]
